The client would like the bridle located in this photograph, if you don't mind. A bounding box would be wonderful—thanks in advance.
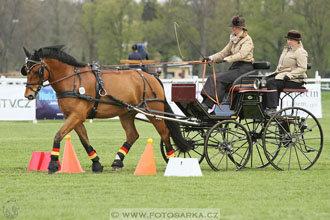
[24,58,51,95]
[23,57,94,100]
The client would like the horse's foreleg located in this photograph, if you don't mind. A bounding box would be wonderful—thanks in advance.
[74,123,103,173]
[112,113,139,170]
[48,116,83,174]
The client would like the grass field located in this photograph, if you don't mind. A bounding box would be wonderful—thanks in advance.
[1,91,330,220]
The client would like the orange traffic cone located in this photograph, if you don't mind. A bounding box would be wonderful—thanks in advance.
[134,138,157,175]
[59,135,84,173]
[39,152,61,172]
[27,151,44,171]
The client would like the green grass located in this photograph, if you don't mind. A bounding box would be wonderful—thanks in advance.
[1,91,330,220]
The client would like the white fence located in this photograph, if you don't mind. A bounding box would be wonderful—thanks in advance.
[0,76,26,85]
[2,74,330,88]
[0,76,326,120]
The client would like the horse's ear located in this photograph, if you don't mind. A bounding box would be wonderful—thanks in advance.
[23,47,31,57]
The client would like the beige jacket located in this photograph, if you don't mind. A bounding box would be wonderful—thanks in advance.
[272,43,308,83]
[210,31,254,63]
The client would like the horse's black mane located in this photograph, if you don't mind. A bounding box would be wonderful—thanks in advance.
[36,45,87,67]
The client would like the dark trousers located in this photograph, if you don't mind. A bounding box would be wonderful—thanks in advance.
[201,61,254,107]
[265,76,304,108]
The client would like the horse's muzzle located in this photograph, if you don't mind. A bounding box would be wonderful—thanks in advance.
[27,95,35,100]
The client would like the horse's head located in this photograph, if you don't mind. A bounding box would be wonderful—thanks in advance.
[21,47,50,100]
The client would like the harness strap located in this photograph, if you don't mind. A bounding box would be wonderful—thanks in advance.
[92,63,107,96]
[134,70,160,109]
[56,91,126,107]
[56,67,164,119]
[88,64,101,119]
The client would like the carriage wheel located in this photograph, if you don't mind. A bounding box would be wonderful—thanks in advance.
[204,120,252,171]
[241,118,272,168]
[262,107,323,171]
[160,125,206,163]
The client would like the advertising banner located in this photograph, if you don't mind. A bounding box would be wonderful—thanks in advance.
[36,86,65,119]
[0,79,322,120]
[0,86,36,120]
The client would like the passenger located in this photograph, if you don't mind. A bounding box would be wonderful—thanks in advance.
[200,16,254,112]
[128,44,141,69]
[264,30,308,117]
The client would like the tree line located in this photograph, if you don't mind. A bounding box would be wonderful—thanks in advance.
[1,0,329,77]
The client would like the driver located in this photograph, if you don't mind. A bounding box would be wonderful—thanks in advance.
[201,16,254,112]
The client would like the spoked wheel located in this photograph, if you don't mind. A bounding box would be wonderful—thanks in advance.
[263,107,323,171]
[204,120,252,171]
[241,118,272,168]
[160,125,206,163]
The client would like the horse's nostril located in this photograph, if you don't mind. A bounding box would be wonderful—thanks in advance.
[27,95,35,100]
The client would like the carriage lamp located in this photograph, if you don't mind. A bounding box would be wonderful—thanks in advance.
[253,78,267,89]
[300,118,308,131]
[157,68,162,76]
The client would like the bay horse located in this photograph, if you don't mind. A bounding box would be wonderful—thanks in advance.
[21,45,190,174]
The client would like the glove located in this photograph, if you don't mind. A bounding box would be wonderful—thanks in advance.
[215,58,226,64]
[283,75,290,81]
[201,57,210,62]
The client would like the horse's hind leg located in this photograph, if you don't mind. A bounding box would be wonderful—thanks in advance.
[111,113,139,170]
[147,117,175,158]
[74,123,103,173]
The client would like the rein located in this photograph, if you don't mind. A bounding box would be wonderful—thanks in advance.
[26,57,246,115]
[101,60,204,68]
[44,69,92,87]
[41,60,207,87]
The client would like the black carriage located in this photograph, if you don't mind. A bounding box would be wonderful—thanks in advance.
[160,61,323,171]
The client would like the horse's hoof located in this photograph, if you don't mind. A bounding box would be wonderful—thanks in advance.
[112,166,122,171]
[48,170,57,174]
[92,162,104,173]
[111,159,123,171]
[48,161,60,174]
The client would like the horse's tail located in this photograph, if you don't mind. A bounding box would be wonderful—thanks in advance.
[164,100,191,153]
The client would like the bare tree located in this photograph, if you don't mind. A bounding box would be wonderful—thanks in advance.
[0,0,22,73]
[293,0,330,76]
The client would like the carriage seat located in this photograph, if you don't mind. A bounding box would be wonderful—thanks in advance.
[253,61,271,70]
[281,88,307,93]
[307,63,311,70]
[231,61,271,87]
[279,63,311,94]
[120,60,158,75]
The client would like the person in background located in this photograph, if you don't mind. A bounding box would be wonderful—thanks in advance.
[200,16,254,112]
[128,44,141,69]
[136,43,149,60]
[264,30,308,117]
